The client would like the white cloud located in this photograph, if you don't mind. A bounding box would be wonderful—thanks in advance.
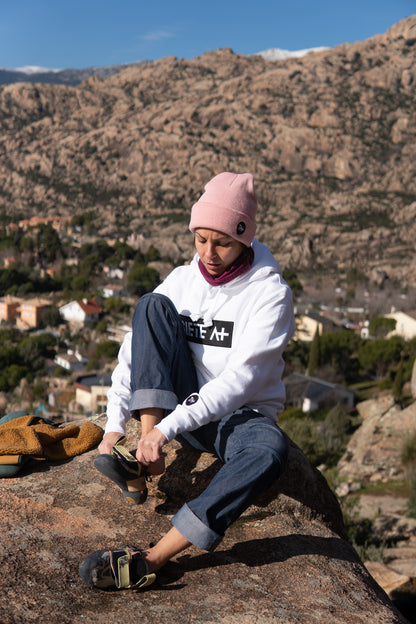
[141,29,175,42]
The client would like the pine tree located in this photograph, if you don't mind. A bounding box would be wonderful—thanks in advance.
[393,358,404,402]
[308,326,320,376]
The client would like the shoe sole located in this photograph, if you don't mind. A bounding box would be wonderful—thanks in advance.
[94,455,148,504]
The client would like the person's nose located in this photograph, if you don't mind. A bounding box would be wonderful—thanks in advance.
[205,242,217,259]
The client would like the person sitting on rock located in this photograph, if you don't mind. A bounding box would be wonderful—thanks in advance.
[79,171,295,591]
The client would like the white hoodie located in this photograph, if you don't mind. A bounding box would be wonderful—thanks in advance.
[105,239,295,441]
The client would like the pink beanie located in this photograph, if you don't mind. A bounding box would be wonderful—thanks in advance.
[189,172,258,246]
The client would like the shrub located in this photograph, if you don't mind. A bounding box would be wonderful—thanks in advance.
[401,430,416,481]
[281,404,352,468]
[358,336,403,379]
[318,404,351,465]
[96,340,120,360]
[343,514,386,562]
[369,316,396,339]
[281,415,323,465]
[400,431,416,518]
[127,263,159,296]
[407,489,416,519]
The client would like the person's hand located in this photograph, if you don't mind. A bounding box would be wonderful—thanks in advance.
[136,428,168,467]
[98,431,124,454]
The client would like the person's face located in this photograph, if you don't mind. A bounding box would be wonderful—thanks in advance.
[194,228,245,277]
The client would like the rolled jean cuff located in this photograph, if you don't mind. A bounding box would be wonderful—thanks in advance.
[129,388,178,414]
[172,503,222,551]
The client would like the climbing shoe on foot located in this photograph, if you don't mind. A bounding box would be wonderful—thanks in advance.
[79,544,156,590]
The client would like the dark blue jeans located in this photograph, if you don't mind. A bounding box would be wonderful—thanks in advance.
[129,293,288,551]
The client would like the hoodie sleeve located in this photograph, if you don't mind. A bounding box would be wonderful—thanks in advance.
[156,275,295,441]
[104,332,132,435]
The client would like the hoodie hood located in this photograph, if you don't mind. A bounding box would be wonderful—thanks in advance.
[191,238,282,288]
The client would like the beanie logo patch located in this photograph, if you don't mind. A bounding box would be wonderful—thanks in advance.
[237,221,246,236]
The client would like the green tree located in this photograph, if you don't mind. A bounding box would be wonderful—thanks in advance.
[96,340,120,360]
[71,274,90,292]
[105,241,136,266]
[19,236,34,254]
[144,245,161,263]
[71,211,95,228]
[41,306,62,328]
[393,358,404,402]
[318,404,351,465]
[283,268,303,298]
[308,327,320,376]
[79,240,113,264]
[0,364,29,392]
[369,316,396,339]
[283,339,309,374]
[0,267,30,295]
[39,224,62,263]
[127,263,159,297]
[358,336,403,379]
[319,330,363,382]
[18,333,56,372]
[103,297,130,315]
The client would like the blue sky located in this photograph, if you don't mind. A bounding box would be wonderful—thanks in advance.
[1,0,414,70]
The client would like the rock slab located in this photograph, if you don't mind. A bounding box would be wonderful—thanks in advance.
[0,418,410,624]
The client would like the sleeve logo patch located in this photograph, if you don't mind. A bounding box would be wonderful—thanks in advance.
[185,393,199,406]
[180,315,233,348]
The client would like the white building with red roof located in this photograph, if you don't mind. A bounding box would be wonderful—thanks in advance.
[59,298,103,325]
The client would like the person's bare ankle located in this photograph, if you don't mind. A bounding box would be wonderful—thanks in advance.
[141,548,164,574]
[146,457,166,476]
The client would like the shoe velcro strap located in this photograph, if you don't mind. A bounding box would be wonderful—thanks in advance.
[116,551,132,588]
[112,441,143,477]
[135,572,157,589]
[113,547,156,589]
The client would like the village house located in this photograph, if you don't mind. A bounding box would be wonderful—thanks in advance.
[74,373,112,413]
[59,298,102,325]
[106,323,131,344]
[18,216,71,233]
[54,349,88,373]
[295,311,341,342]
[284,372,355,413]
[385,310,416,340]
[0,295,22,324]
[102,266,124,280]
[41,266,60,279]
[3,256,17,268]
[101,284,125,298]
[16,297,52,330]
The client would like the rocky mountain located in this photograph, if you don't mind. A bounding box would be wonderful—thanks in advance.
[0,48,321,86]
[0,16,415,291]
[0,61,149,86]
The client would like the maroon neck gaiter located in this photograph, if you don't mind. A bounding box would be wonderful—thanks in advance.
[198,246,255,286]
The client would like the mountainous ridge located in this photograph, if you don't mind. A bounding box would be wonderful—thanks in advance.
[0,15,415,293]
[0,60,150,86]
[0,46,329,86]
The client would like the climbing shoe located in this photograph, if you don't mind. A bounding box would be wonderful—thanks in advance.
[94,438,149,504]
[79,544,156,590]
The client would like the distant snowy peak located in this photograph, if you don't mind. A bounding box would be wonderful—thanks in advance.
[14,65,61,74]
[257,46,329,61]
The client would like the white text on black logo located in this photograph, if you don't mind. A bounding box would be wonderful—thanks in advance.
[180,316,233,348]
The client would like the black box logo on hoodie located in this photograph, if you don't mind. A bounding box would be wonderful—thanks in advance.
[180,315,233,348]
